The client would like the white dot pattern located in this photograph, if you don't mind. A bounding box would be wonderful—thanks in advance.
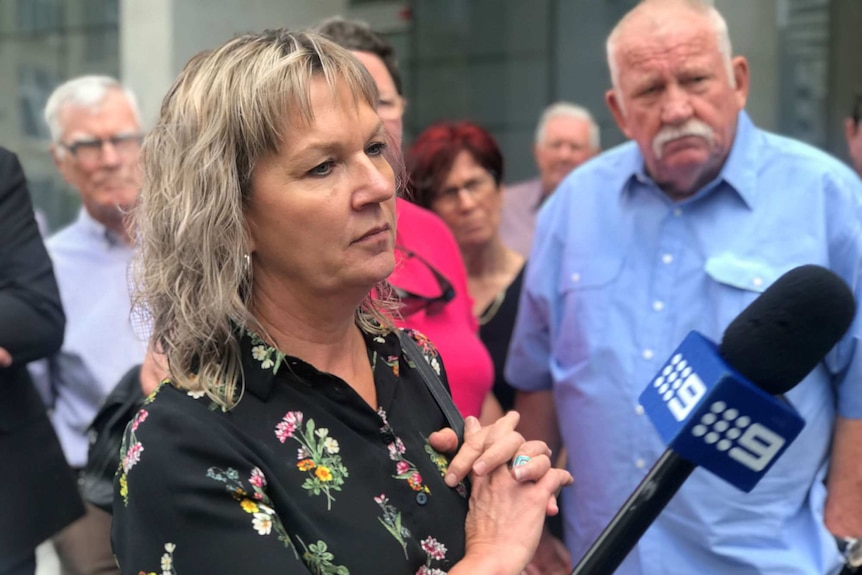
[690,401,757,458]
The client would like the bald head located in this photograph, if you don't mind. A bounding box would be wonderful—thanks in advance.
[601,0,749,200]
[607,0,734,92]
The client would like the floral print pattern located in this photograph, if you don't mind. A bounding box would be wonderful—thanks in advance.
[115,327,468,574]
[248,329,286,373]
[297,537,350,575]
[403,330,442,377]
[206,466,296,554]
[378,408,430,494]
[136,542,176,575]
[425,441,467,498]
[274,411,348,510]
[119,387,161,506]
[417,537,449,575]
[375,493,411,558]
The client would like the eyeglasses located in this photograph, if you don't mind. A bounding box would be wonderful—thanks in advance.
[391,246,455,317]
[61,133,144,164]
[432,170,497,211]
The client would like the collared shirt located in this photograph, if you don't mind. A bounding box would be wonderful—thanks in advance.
[29,208,148,468]
[506,112,862,575]
[499,177,545,258]
[113,327,469,574]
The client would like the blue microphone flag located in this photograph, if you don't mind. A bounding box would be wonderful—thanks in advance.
[639,331,804,492]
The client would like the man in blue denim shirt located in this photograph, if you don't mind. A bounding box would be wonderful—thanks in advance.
[507,1,862,574]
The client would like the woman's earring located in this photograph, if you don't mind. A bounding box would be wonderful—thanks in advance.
[243,253,251,274]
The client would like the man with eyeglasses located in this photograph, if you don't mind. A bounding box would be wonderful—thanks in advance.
[500,102,600,259]
[28,75,148,575]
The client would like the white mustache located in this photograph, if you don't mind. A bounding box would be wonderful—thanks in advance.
[652,120,714,159]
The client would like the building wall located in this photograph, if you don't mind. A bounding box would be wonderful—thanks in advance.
[0,0,855,231]
[0,0,120,230]
[827,0,862,163]
[408,0,782,183]
[120,0,347,129]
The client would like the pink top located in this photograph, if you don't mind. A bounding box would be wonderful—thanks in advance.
[390,198,494,419]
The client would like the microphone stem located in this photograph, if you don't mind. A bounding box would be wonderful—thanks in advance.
[571,450,696,575]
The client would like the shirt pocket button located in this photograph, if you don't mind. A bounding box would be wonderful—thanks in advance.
[416,492,429,505]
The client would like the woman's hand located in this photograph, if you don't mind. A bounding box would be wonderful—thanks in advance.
[430,411,554,487]
[450,457,574,575]
[523,530,572,575]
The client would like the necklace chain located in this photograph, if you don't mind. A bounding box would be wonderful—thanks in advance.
[478,289,506,326]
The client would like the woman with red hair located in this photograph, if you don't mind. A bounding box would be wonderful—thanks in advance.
[406,122,525,412]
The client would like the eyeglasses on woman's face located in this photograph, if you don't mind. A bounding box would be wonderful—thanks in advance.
[431,170,497,212]
[391,246,455,317]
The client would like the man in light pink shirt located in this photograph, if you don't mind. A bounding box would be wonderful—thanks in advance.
[500,102,600,257]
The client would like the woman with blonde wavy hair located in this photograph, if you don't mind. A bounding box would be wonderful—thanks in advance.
[112,28,571,575]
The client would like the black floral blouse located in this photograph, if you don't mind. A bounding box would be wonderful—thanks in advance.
[112,328,469,575]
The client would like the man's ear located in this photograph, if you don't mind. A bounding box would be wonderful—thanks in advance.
[606,89,632,139]
[50,144,76,186]
[845,117,858,142]
[731,56,750,109]
[49,144,63,171]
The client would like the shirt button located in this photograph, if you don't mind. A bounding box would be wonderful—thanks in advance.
[752,277,764,288]
[662,254,673,264]
[416,492,429,505]
[635,458,647,469]
[652,300,664,312]
[635,405,645,416]
[642,349,654,360]
[571,272,581,283]
[673,208,683,217]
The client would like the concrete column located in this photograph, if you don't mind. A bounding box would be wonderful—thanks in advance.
[714,0,780,131]
[120,0,347,128]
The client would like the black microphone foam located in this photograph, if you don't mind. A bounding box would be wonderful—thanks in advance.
[719,264,856,395]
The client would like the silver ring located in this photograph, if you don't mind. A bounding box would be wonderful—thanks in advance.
[512,455,531,468]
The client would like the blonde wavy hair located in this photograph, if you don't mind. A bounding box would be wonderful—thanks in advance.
[134,29,400,409]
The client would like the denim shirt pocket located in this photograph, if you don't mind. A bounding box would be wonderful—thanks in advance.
[702,252,791,329]
[555,256,625,367]
[704,252,787,293]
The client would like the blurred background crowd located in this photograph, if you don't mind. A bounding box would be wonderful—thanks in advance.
[1,0,861,233]
[2,1,862,574]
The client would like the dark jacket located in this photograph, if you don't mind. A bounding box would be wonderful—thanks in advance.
[0,147,84,570]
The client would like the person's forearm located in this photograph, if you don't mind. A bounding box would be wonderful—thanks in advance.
[0,291,64,363]
[825,416,862,538]
[479,392,505,426]
[449,552,512,575]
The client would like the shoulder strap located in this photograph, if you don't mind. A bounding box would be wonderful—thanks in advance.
[396,329,464,446]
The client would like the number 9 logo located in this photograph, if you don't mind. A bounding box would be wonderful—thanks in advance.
[728,423,786,472]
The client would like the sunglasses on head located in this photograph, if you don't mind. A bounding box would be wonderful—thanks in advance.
[391,246,455,317]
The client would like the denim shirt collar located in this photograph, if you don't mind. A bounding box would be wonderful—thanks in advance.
[620,111,760,209]
[77,206,128,247]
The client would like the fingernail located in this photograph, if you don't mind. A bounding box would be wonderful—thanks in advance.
[445,472,457,487]
[514,466,523,481]
[465,416,479,433]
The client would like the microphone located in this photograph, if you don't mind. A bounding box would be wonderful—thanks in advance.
[571,264,856,575]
